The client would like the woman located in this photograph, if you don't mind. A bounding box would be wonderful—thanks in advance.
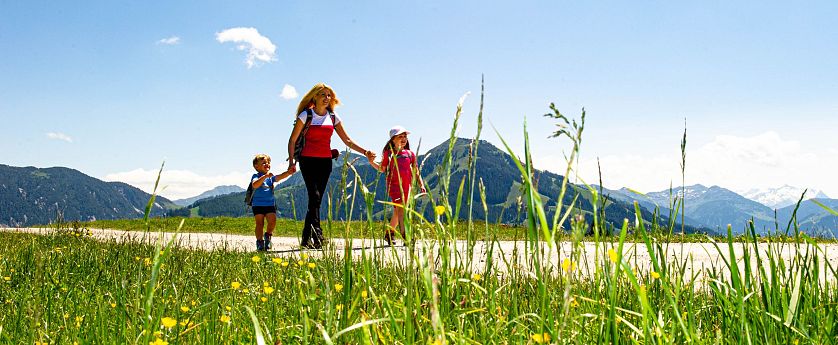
[287,83,376,249]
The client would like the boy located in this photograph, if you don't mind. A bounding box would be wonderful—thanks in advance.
[250,154,296,251]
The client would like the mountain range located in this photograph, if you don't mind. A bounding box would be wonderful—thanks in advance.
[736,185,829,209]
[0,164,177,227]
[172,185,244,207]
[3,139,837,238]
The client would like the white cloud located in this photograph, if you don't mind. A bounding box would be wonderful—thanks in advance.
[560,131,838,195]
[279,84,298,100]
[103,169,251,200]
[46,132,73,143]
[215,27,277,68]
[157,36,181,45]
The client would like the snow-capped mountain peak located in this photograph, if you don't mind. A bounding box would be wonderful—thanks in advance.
[737,185,829,209]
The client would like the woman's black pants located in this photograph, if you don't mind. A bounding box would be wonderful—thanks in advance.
[299,156,332,247]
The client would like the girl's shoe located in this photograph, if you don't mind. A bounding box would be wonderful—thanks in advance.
[263,233,273,250]
[256,239,266,252]
[383,231,395,246]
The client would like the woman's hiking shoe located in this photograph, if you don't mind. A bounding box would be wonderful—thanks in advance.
[256,239,266,252]
[263,233,273,250]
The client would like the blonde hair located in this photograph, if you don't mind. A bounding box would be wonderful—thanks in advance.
[252,154,271,169]
[295,83,341,116]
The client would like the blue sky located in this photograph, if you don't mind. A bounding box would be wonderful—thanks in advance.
[2,1,837,199]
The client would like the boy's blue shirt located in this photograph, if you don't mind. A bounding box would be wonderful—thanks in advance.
[250,173,276,206]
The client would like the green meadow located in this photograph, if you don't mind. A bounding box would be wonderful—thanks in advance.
[4,96,838,344]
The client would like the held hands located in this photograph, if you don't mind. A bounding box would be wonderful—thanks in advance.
[364,150,376,162]
[287,164,297,173]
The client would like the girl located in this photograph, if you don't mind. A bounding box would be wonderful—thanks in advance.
[369,126,425,245]
[286,83,376,249]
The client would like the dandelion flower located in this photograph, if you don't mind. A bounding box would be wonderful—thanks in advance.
[471,273,482,282]
[361,290,368,299]
[111,303,117,308]
[261,297,268,302]
[562,258,576,273]
[180,306,190,312]
[251,256,261,263]
[308,262,316,269]
[531,332,551,343]
[651,271,660,279]
[150,339,169,345]
[297,260,305,266]
[231,281,241,290]
[243,288,249,293]
[607,249,618,263]
[263,286,274,295]
[3,276,10,281]
[271,258,282,264]
[161,317,177,329]
[225,305,231,311]
[220,315,231,323]
[301,253,309,260]
[434,205,446,216]
[281,261,289,267]
[336,304,343,312]
[334,284,343,292]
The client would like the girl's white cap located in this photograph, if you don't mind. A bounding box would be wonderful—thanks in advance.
[389,125,410,138]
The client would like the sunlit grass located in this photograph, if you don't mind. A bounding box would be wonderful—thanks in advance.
[5,87,838,343]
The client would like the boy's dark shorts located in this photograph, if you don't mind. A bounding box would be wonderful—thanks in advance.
[252,206,277,216]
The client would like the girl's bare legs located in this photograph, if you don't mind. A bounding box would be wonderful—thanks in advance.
[394,206,406,239]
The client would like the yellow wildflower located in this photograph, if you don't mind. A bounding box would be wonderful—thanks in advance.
[144,257,152,266]
[281,261,289,267]
[150,337,168,345]
[243,288,249,293]
[225,305,231,311]
[180,306,190,312]
[336,304,343,312]
[607,249,618,263]
[220,315,231,323]
[3,276,10,281]
[161,317,177,329]
[231,281,241,290]
[261,297,268,302]
[651,271,661,279]
[434,205,446,216]
[531,332,551,343]
[562,258,576,273]
[110,303,117,308]
[271,258,282,264]
[361,290,368,299]
[302,253,309,260]
[471,273,482,282]
[263,286,274,295]
[297,260,305,266]
[251,256,261,263]
[308,262,316,269]
[334,284,343,292]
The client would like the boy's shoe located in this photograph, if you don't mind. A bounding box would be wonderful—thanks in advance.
[383,231,395,246]
[263,233,273,250]
[256,239,266,252]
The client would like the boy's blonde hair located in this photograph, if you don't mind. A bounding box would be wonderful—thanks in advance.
[252,154,271,168]
[296,83,341,116]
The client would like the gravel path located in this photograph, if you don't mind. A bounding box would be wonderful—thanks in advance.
[4,227,837,283]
